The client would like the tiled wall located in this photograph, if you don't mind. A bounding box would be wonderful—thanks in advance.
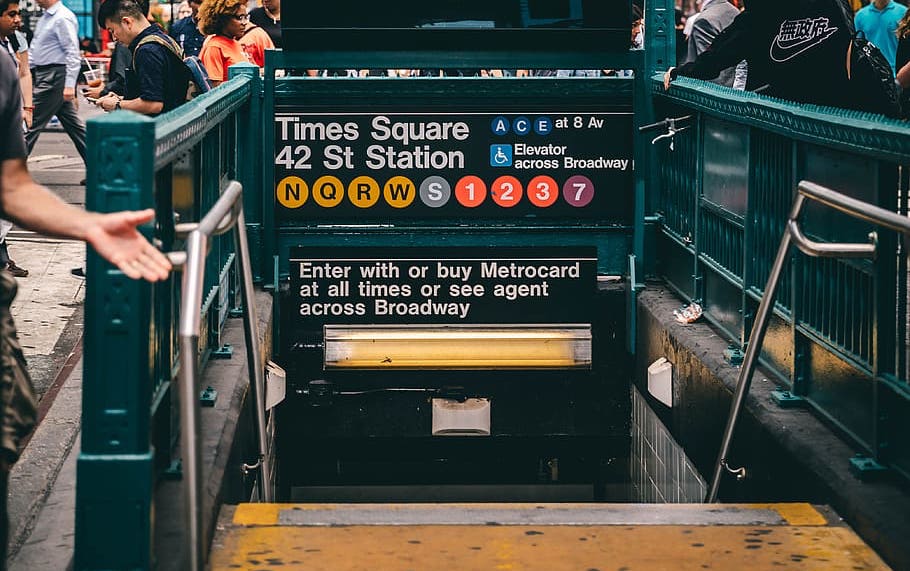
[631,386,706,503]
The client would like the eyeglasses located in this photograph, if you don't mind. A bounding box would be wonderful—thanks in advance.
[231,13,249,21]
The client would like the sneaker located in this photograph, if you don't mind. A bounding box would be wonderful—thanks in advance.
[5,261,28,277]
[70,267,85,278]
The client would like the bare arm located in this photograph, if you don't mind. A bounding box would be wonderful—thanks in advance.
[898,60,910,89]
[1,157,171,281]
[16,51,32,128]
[96,93,163,115]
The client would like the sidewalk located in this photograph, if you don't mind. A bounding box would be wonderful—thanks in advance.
[5,105,270,569]
[5,118,94,569]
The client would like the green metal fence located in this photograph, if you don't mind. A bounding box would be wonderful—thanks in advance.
[74,64,262,571]
[651,76,910,483]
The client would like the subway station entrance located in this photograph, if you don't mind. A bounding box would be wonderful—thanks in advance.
[70,1,910,569]
[267,1,641,504]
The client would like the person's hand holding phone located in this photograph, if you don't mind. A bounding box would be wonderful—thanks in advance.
[82,83,105,99]
[96,93,121,112]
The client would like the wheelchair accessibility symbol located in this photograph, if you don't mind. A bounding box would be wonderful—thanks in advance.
[490,144,513,167]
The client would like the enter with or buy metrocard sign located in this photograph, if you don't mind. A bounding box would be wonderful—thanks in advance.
[289,246,597,327]
[274,111,633,221]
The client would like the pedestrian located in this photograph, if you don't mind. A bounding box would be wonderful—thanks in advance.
[175,0,192,20]
[25,0,86,166]
[893,6,910,114]
[0,50,171,569]
[198,0,251,87]
[169,0,203,57]
[239,21,274,68]
[664,0,860,112]
[94,0,192,116]
[0,0,30,277]
[85,0,152,101]
[248,0,279,48]
[855,0,907,73]
[684,0,741,86]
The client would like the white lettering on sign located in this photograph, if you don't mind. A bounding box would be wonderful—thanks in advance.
[276,116,360,142]
[374,299,471,319]
[562,157,630,170]
[480,261,580,279]
[365,146,465,170]
[299,262,352,279]
[370,116,470,146]
[514,143,568,156]
[293,257,587,322]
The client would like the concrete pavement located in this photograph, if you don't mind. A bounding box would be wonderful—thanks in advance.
[4,100,268,570]
[5,100,100,569]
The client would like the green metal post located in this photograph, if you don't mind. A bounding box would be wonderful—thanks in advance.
[229,63,263,282]
[629,0,676,353]
[76,112,157,570]
[263,51,278,286]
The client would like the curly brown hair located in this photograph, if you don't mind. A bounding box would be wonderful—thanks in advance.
[197,0,246,36]
[900,8,910,40]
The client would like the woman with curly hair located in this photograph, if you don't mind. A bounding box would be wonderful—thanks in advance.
[197,0,251,86]
[896,9,910,117]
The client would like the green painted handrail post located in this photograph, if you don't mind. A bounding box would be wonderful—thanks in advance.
[641,0,675,248]
[229,63,263,281]
[263,50,279,287]
[76,111,157,570]
[628,0,676,353]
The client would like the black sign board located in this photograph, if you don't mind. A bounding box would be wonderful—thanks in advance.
[274,112,633,221]
[289,246,596,328]
[283,0,632,52]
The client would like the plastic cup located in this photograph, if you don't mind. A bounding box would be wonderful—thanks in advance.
[84,68,103,88]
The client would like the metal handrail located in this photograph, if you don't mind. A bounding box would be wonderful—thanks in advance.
[707,180,910,502]
[171,180,273,571]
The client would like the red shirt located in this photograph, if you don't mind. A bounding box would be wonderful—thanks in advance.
[239,26,274,68]
[199,34,249,82]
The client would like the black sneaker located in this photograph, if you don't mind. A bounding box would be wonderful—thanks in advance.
[6,261,28,277]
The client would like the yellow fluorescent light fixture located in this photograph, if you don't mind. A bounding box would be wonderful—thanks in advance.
[323,324,592,370]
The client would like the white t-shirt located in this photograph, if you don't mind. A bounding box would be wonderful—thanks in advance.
[2,31,28,71]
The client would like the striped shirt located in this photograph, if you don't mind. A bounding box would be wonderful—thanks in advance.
[29,1,81,88]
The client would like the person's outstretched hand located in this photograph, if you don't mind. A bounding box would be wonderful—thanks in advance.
[84,209,172,281]
[663,67,676,90]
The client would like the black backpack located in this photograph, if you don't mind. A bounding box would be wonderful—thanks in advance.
[133,33,212,101]
[837,1,901,117]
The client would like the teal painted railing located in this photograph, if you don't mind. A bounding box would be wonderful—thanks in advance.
[74,64,262,570]
[651,75,910,484]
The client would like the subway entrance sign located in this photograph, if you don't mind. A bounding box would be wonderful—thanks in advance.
[289,246,597,327]
[274,111,633,221]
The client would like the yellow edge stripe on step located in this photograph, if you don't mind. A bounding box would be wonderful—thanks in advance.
[746,503,829,526]
[232,503,283,525]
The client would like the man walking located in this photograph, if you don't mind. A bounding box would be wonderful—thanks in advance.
[95,0,191,116]
[855,0,907,73]
[685,0,741,86]
[25,0,86,163]
[0,0,30,277]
